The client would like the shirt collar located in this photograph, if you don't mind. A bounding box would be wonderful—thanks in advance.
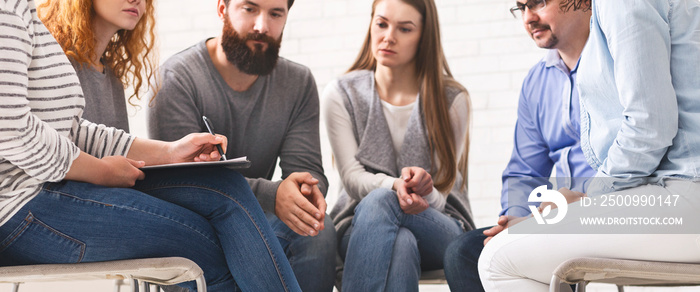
[544,49,580,75]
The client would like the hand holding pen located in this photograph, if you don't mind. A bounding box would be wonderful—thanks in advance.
[202,116,228,161]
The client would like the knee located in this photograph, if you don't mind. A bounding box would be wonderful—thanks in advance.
[354,188,399,220]
[447,229,487,261]
[207,169,257,204]
[445,231,484,276]
[215,168,249,190]
[288,216,336,257]
[314,216,337,256]
[477,234,514,286]
[394,228,418,255]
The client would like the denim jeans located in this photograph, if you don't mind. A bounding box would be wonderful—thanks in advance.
[266,212,337,292]
[340,188,464,292]
[444,226,490,292]
[0,167,300,292]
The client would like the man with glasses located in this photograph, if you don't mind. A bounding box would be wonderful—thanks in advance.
[443,0,592,290]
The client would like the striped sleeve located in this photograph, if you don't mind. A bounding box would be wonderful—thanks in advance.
[74,118,133,158]
[0,1,79,182]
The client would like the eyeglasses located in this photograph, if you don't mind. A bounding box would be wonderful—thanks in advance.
[509,0,547,19]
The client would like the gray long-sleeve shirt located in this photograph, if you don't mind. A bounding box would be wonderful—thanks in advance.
[149,39,327,213]
[71,60,130,132]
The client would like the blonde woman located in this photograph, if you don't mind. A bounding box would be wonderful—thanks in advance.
[322,0,474,290]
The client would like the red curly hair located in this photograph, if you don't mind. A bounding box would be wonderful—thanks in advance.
[38,0,158,105]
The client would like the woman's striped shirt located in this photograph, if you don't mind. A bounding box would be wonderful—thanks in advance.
[0,0,133,227]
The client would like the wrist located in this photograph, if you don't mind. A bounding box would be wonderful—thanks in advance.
[392,178,402,191]
[159,140,176,164]
[92,158,112,185]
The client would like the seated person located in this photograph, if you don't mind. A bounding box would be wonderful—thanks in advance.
[322,0,474,290]
[478,0,700,290]
[443,0,594,290]
[148,0,336,291]
[0,1,301,291]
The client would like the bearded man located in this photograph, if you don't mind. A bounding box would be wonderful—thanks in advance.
[149,1,336,291]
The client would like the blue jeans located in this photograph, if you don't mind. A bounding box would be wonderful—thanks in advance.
[340,188,464,292]
[444,226,490,292]
[0,167,300,292]
[266,212,337,292]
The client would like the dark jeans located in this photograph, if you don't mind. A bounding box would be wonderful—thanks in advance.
[444,226,490,292]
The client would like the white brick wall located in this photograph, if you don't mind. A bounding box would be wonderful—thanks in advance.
[126,0,548,229]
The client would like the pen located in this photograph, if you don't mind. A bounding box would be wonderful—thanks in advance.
[202,116,227,161]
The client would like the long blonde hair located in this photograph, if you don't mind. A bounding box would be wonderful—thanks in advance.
[38,0,157,105]
[348,0,471,193]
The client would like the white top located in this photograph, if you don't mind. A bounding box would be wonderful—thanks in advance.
[322,82,469,212]
[380,98,416,155]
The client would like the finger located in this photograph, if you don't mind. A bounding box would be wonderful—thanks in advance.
[311,186,327,218]
[401,167,413,181]
[295,195,322,227]
[404,193,425,214]
[396,189,411,210]
[484,236,493,246]
[410,168,427,183]
[404,169,422,189]
[284,215,312,236]
[136,169,146,180]
[303,176,319,186]
[289,172,319,186]
[409,171,432,195]
[205,149,220,161]
[310,188,326,230]
[196,133,227,150]
[483,225,504,236]
[415,183,432,197]
[539,202,554,212]
[214,134,228,152]
[292,206,321,235]
[497,215,509,226]
[297,208,321,235]
[399,188,413,205]
[300,183,312,196]
[127,158,146,168]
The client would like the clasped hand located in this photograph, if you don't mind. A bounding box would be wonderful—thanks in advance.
[275,172,327,236]
[393,166,433,215]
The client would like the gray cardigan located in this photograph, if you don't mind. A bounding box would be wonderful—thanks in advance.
[330,70,475,241]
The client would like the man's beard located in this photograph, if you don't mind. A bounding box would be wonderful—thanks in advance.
[221,15,282,76]
[529,23,559,49]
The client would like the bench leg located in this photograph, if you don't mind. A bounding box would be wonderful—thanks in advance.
[195,275,207,292]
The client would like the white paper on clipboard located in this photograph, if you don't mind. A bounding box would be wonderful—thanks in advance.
[141,156,250,170]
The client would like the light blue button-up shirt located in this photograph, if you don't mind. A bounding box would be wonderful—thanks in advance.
[501,50,596,217]
[578,0,700,196]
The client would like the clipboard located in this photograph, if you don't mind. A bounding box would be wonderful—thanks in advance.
[141,156,251,170]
